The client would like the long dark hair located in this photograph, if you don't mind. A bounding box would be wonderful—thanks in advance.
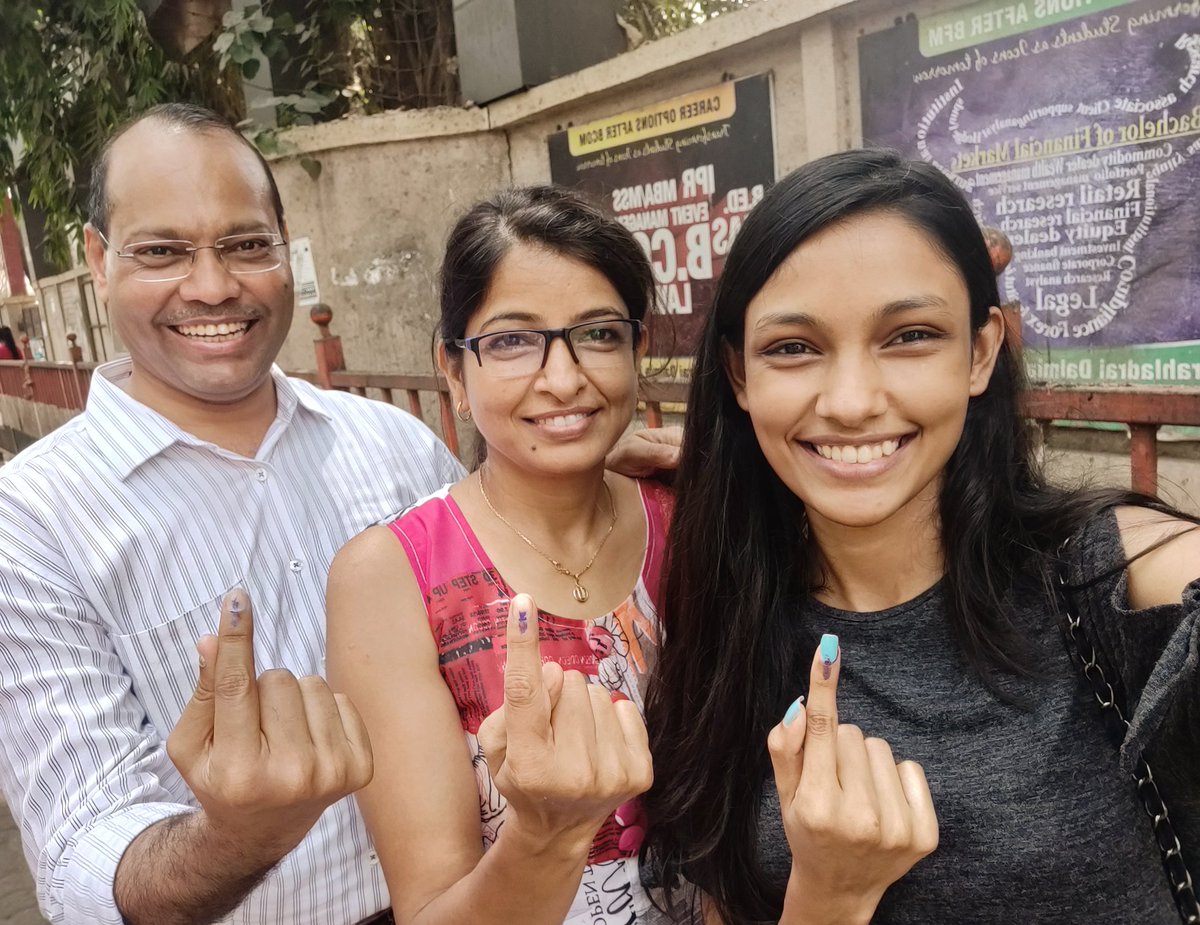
[642,149,1166,922]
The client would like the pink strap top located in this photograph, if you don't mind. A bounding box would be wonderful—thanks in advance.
[387,479,671,879]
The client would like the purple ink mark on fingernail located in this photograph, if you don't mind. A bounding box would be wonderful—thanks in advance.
[518,609,529,635]
[818,634,838,681]
[228,591,245,627]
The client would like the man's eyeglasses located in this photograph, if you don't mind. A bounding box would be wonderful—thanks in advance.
[453,319,643,379]
[96,229,288,282]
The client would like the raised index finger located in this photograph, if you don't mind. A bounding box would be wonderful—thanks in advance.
[800,633,841,785]
[502,593,550,744]
[212,587,262,750]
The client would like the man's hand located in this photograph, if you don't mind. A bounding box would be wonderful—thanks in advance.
[167,589,374,860]
[605,426,682,479]
[477,594,652,855]
[769,635,938,925]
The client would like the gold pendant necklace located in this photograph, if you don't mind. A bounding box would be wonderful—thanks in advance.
[477,468,617,604]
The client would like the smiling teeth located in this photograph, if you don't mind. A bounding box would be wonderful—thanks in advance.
[177,321,250,338]
[539,413,588,427]
[815,439,900,463]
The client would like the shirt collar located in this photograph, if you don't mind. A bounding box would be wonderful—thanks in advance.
[275,366,335,422]
[86,358,331,480]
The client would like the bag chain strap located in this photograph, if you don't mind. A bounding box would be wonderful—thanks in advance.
[1057,554,1200,924]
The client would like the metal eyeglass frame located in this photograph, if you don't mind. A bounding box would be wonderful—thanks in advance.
[94,228,288,282]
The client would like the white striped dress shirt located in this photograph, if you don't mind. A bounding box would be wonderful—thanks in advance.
[0,357,464,924]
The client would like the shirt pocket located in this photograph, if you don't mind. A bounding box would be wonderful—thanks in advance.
[110,584,237,739]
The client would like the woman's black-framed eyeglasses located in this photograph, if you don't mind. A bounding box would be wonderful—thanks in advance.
[452,318,643,379]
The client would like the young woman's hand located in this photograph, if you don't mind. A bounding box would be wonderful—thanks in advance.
[605,425,682,478]
[767,636,938,925]
[477,593,653,856]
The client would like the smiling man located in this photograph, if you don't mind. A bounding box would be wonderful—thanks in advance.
[86,115,298,450]
[0,104,468,925]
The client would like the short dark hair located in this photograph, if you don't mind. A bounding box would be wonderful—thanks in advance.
[438,185,654,351]
[87,102,286,235]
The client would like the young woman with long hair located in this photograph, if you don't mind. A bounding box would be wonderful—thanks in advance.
[643,149,1200,924]
[327,186,672,925]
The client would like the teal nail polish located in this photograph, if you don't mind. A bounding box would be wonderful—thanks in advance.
[783,696,805,726]
[820,633,839,680]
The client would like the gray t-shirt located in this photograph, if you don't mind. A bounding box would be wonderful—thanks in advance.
[754,508,1199,923]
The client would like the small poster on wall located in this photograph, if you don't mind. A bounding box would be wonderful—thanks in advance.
[859,0,1200,387]
[548,74,776,375]
[289,237,321,308]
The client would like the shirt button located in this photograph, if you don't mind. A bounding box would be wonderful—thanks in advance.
[255,468,267,482]
[289,559,304,573]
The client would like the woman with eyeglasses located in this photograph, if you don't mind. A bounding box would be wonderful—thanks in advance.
[326,186,670,925]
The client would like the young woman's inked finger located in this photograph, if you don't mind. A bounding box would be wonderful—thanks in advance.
[800,633,842,786]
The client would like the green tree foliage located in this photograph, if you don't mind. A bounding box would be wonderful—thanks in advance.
[620,0,756,41]
[0,1,234,270]
[0,0,457,270]
[1,0,745,271]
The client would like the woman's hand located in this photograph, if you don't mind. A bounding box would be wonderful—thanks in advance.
[477,593,653,856]
[768,635,938,925]
[605,425,682,478]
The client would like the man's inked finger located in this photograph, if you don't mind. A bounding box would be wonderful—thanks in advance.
[502,593,550,741]
[800,633,841,786]
[212,588,262,751]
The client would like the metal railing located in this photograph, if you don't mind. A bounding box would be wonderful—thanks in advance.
[0,333,94,408]
[3,308,1199,496]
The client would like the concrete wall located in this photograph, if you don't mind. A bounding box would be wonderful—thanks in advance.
[267,0,934,375]
[272,108,509,373]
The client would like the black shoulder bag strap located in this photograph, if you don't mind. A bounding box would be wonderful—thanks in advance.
[1057,543,1200,924]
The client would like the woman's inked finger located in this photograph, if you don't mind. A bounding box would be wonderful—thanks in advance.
[800,633,842,787]
[501,594,551,747]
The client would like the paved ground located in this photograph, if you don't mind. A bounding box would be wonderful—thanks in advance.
[0,799,46,925]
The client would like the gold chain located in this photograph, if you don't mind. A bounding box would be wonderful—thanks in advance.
[477,468,617,604]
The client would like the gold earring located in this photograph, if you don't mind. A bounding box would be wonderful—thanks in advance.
[455,401,472,422]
